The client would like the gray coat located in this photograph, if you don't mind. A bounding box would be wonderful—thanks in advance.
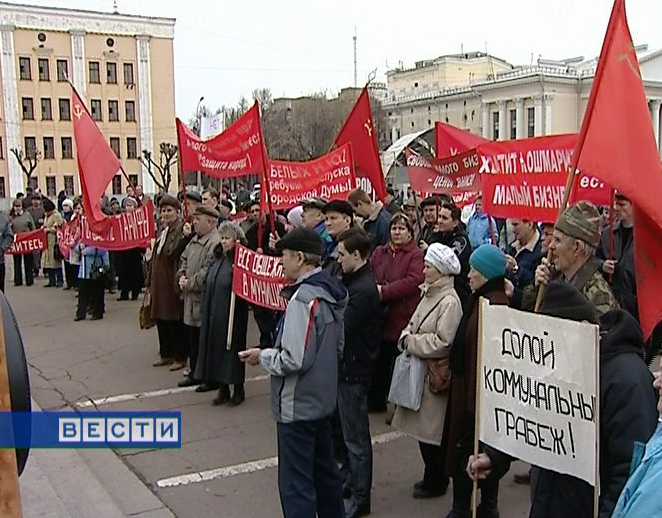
[0,213,14,264]
[178,229,220,327]
[260,268,347,423]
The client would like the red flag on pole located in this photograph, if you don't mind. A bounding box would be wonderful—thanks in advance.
[334,87,387,200]
[71,86,120,234]
[435,122,489,158]
[572,0,662,338]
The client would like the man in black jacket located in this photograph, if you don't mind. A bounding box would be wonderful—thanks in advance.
[467,283,658,518]
[336,228,384,518]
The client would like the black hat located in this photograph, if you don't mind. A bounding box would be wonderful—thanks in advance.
[185,190,202,203]
[193,206,220,219]
[302,197,328,211]
[539,281,598,324]
[159,194,181,210]
[420,196,444,209]
[322,200,353,219]
[42,198,55,212]
[276,228,323,256]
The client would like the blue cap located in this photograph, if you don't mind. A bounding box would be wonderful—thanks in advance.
[469,244,506,280]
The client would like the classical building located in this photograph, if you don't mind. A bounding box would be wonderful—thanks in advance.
[0,2,176,199]
[384,47,662,152]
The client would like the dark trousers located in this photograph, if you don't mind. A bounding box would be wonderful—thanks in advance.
[46,266,64,287]
[368,340,398,410]
[277,418,344,518]
[13,254,34,286]
[0,263,5,293]
[76,278,104,318]
[419,441,448,490]
[337,382,372,506]
[64,261,78,289]
[253,307,278,348]
[186,325,201,379]
[156,320,187,362]
[451,450,500,513]
[32,250,41,275]
[117,249,144,299]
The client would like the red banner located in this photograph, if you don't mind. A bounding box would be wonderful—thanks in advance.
[7,229,46,255]
[176,103,267,179]
[435,122,489,158]
[232,244,287,311]
[265,143,356,211]
[404,149,480,207]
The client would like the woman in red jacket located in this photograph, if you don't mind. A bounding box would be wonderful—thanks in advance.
[369,213,425,411]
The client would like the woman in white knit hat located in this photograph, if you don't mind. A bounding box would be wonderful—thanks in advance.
[391,242,463,499]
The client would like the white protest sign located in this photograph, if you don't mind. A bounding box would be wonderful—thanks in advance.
[478,299,599,486]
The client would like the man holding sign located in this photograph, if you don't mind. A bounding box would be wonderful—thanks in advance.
[467,283,657,518]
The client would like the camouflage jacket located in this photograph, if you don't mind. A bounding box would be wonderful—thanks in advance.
[523,257,619,316]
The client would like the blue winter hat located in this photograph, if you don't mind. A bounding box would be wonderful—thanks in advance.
[469,244,506,280]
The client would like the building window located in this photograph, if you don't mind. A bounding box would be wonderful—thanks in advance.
[90,99,102,121]
[64,175,75,195]
[510,109,517,140]
[492,112,500,140]
[125,101,136,122]
[46,176,56,196]
[59,99,71,121]
[112,175,122,195]
[126,137,137,159]
[106,62,117,84]
[110,137,120,158]
[43,137,55,159]
[108,100,119,121]
[428,119,432,127]
[527,107,535,137]
[24,137,37,159]
[22,97,34,120]
[19,57,31,80]
[411,121,415,128]
[61,137,73,159]
[41,98,52,120]
[0,177,5,199]
[0,137,3,159]
[123,63,134,85]
[56,59,68,82]
[129,174,139,187]
[89,61,100,84]
[38,58,50,81]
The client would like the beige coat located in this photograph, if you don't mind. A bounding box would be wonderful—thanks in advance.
[391,276,463,444]
[43,211,64,269]
[177,228,220,327]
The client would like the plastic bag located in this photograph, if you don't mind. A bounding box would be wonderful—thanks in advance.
[388,352,426,411]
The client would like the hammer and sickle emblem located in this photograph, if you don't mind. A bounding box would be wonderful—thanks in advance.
[364,120,373,136]
[73,103,84,120]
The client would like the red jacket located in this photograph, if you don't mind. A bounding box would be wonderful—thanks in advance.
[370,240,425,343]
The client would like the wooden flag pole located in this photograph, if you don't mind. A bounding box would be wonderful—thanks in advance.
[471,299,486,518]
[0,305,23,518]
[226,290,236,351]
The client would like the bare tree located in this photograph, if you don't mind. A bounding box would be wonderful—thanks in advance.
[140,143,178,193]
[252,88,273,110]
[10,146,41,189]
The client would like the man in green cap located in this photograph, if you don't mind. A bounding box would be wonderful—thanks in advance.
[533,201,619,316]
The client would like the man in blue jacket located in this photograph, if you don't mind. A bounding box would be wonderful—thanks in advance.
[241,227,348,518]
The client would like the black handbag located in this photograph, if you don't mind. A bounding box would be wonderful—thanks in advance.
[53,235,64,261]
[89,251,110,281]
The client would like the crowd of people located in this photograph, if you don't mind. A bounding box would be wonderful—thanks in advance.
[3,180,661,517]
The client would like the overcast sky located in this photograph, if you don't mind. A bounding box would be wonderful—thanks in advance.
[8,0,662,119]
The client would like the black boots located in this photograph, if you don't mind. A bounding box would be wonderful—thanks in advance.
[213,384,244,406]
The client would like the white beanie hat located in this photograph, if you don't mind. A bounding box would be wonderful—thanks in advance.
[425,243,461,275]
[62,198,74,209]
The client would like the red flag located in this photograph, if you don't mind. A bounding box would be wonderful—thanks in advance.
[435,122,489,158]
[334,87,387,200]
[71,86,120,233]
[572,0,662,338]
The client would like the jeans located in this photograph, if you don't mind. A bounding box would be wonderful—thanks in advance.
[13,254,33,286]
[337,382,372,506]
[277,418,344,518]
[47,266,64,287]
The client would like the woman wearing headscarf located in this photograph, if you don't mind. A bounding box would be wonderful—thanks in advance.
[194,221,249,406]
[370,213,425,412]
[445,244,509,518]
[42,198,64,288]
[116,197,145,301]
[392,243,463,500]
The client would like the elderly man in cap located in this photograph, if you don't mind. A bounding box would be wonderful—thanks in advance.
[241,227,347,518]
[322,200,354,275]
[177,205,221,387]
[402,196,422,238]
[533,202,619,315]
[301,198,334,259]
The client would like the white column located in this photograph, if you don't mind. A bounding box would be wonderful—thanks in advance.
[136,34,155,194]
[533,96,544,137]
[481,102,490,138]
[0,24,23,197]
[650,100,661,151]
[69,30,86,99]
[515,98,525,139]
[497,101,507,141]
[544,95,553,136]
